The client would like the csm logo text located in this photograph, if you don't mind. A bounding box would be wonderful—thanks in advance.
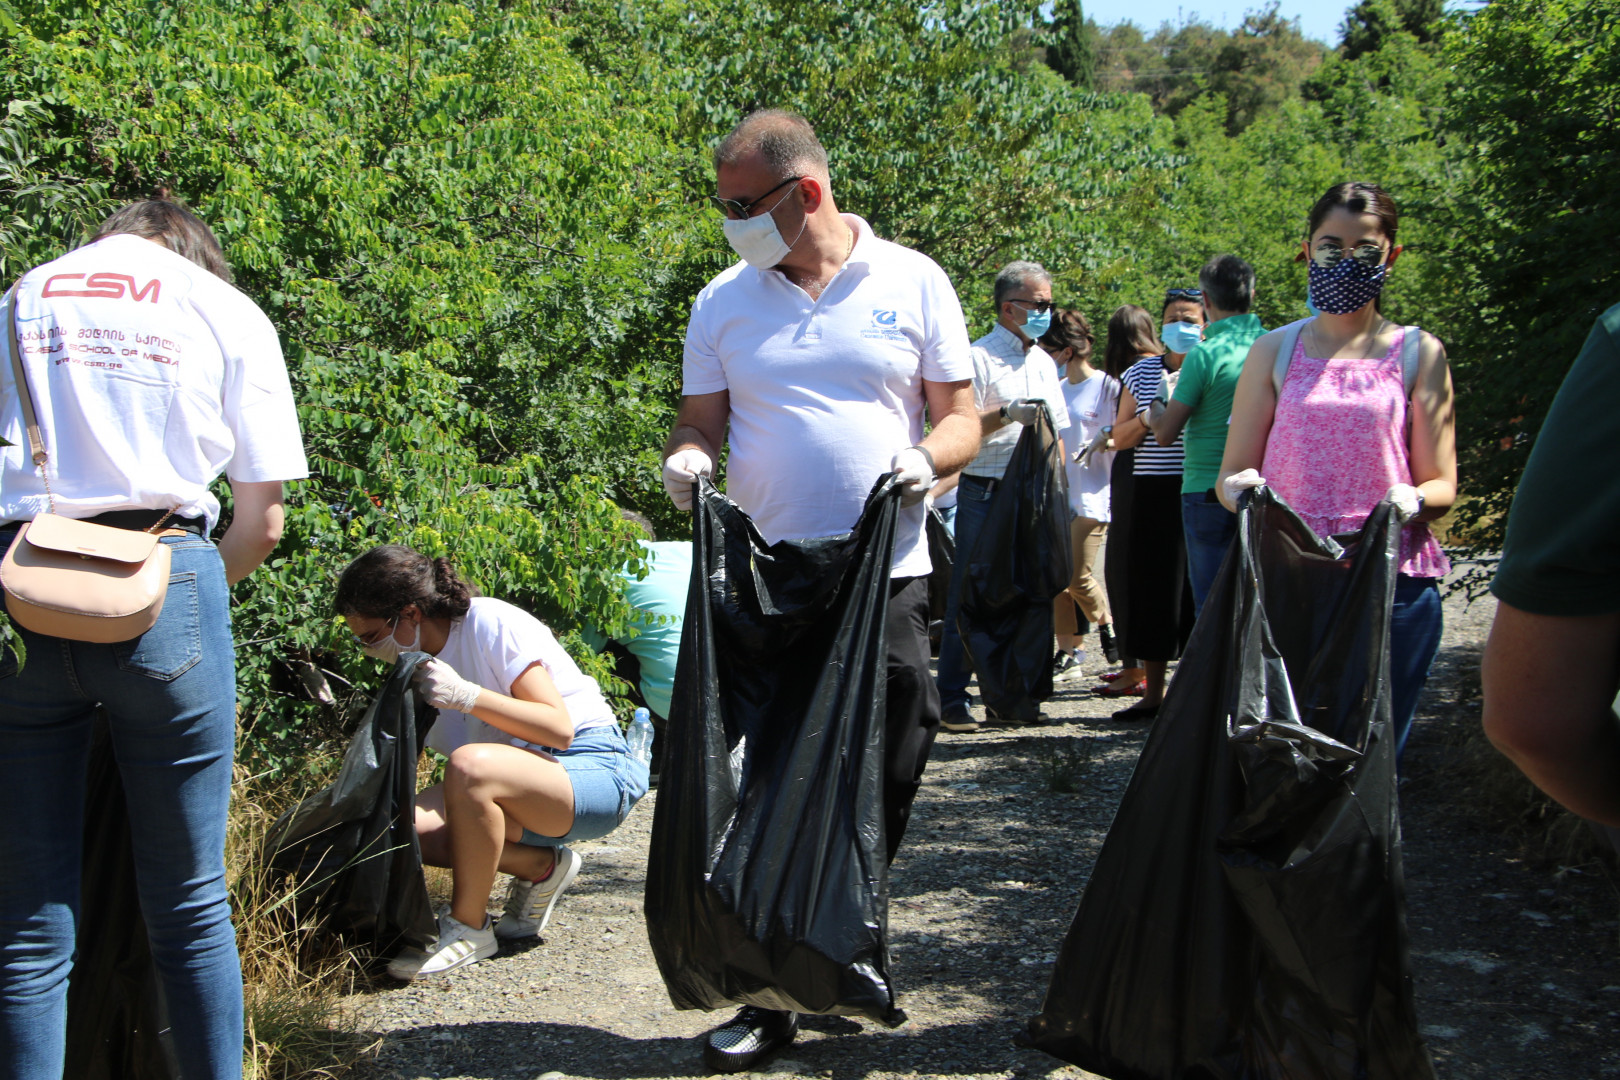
[42,273,162,304]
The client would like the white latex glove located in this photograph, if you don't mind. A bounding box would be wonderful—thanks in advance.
[890,447,935,508]
[1386,483,1422,522]
[1002,398,1041,425]
[414,657,483,713]
[1222,468,1266,506]
[1159,368,1181,401]
[661,448,714,512]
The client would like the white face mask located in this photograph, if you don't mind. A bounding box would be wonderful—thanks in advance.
[721,184,807,269]
[357,616,419,663]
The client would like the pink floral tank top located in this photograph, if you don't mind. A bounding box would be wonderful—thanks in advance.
[1260,326,1450,578]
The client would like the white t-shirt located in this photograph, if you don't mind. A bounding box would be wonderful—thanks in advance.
[962,324,1072,480]
[425,597,616,757]
[682,214,974,579]
[0,234,308,530]
[1060,368,1117,522]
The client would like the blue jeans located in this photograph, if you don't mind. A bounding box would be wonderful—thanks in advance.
[936,475,995,710]
[1390,574,1443,763]
[517,723,650,846]
[1182,492,1237,620]
[0,534,242,1080]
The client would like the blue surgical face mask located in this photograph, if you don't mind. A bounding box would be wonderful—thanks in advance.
[1022,308,1053,339]
[1306,289,1322,317]
[1161,320,1203,355]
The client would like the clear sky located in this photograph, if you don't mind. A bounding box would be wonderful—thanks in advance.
[1081,1,1350,45]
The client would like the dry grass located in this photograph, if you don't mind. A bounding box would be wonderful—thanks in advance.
[228,759,381,1080]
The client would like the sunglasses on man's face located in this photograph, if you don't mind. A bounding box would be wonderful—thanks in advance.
[1311,241,1388,269]
[709,175,805,221]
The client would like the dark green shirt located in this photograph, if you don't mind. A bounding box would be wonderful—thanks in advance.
[1492,302,1620,616]
[1172,312,1265,494]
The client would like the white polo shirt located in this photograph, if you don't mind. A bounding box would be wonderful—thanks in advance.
[682,214,973,579]
[962,323,1071,480]
[1,234,308,531]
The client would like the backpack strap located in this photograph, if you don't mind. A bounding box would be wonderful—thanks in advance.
[1271,317,1312,397]
[1400,325,1422,397]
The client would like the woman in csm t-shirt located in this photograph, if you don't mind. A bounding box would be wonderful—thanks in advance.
[334,545,647,981]
[0,200,306,1080]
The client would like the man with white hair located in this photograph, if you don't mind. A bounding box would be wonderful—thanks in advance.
[935,261,1071,734]
[660,109,979,1072]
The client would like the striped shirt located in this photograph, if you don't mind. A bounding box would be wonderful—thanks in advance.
[1121,356,1184,477]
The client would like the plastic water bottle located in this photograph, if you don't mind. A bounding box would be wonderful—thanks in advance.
[626,707,655,765]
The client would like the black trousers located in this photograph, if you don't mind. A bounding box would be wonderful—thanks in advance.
[883,575,940,864]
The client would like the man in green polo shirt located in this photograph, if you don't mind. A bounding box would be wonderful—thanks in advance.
[1148,254,1264,615]
[1483,301,1620,828]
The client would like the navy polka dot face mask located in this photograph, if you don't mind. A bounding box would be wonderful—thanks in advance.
[1306,252,1389,315]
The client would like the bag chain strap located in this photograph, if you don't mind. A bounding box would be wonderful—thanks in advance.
[5,283,179,533]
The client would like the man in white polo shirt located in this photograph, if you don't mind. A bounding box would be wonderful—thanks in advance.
[660,109,978,1073]
[935,261,1070,734]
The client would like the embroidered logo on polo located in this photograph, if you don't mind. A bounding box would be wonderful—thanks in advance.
[862,308,907,341]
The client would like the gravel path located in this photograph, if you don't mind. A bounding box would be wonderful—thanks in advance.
[351,578,1620,1080]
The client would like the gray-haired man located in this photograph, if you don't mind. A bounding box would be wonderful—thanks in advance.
[660,109,980,1073]
[935,261,1070,734]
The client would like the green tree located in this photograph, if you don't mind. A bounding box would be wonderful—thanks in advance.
[1438,0,1620,553]
[1340,0,1447,61]
[0,0,672,771]
[1043,0,1097,90]
[1206,4,1329,134]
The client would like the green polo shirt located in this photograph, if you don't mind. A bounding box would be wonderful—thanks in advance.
[1172,312,1265,494]
[1492,303,1620,616]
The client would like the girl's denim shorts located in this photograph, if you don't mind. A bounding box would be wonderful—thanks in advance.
[518,722,649,846]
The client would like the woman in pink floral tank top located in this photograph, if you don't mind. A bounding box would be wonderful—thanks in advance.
[1217,181,1458,762]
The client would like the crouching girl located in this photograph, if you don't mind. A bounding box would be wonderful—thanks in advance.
[335,545,648,979]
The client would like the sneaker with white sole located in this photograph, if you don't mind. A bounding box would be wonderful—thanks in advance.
[1052,650,1086,683]
[702,1005,799,1073]
[494,845,582,940]
[939,701,981,734]
[389,911,497,981]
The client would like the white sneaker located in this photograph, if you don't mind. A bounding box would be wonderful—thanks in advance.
[494,846,582,939]
[389,911,497,981]
[1052,650,1086,683]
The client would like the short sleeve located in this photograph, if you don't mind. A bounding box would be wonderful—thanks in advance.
[1174,346,1208,409]
[1036,354,1071,432]
[970,346,992,411]
[681,288,729,396]
[1492,305,1620,616]
[213,297,308,483]
[465,603,555,695]
[1123,361,1156,418]
[918,260,974,384]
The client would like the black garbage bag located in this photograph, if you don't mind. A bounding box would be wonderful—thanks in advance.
[265,653,437,957]
[959,403,1072,724]
[644,474,905,1026]
[64,714,176,1080]
[1028,488,1434,1080]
